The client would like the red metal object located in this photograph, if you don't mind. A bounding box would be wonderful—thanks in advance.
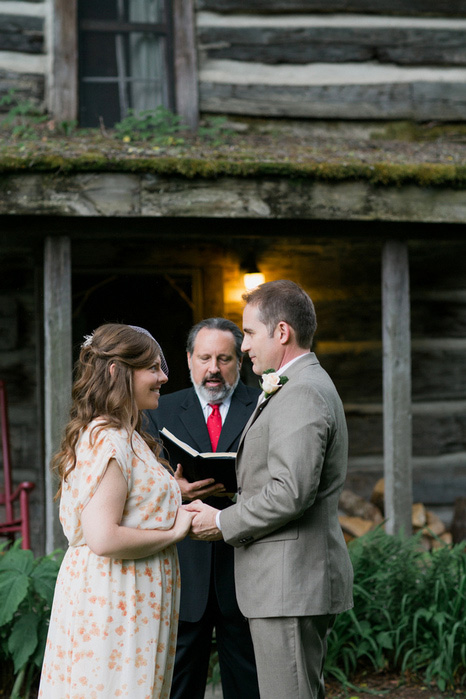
[0,380,35,549]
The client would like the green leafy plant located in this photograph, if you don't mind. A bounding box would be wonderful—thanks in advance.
[325,527,466,691]
[57,119,79,136]
[197,116,235,146]
[0,89,48,140]
[0,541,63,698]
[114,106,188,145]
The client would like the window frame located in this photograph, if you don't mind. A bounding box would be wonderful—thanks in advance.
[51,0,198,129]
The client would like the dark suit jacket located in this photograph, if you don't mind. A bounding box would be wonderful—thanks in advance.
[145,380,261,622]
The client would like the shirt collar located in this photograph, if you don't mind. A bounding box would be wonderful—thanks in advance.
[277,352,310,376]
[194,388,233,413]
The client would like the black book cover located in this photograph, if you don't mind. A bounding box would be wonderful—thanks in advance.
[160,427,237,493]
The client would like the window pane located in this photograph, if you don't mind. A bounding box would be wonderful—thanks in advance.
[130,34,168,112]
[78,0,173,127]
[129,0,165,24]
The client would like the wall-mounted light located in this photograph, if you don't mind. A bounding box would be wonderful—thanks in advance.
[239,247,266,290]
[243,271,265,290]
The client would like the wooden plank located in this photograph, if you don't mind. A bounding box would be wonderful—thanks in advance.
[43,236,71,553]
[347,411,466,457]
[51,0,77,121]
[1,174,466,225]
[199,77,466,121]
[198,26,466,66]
[382,240,412,536]
[0,69,44,108]
[315,345,466,403]
[172,0,199,130]
[0,15,44,54]
[345,457,466,505]
[198,0,466,17]
[317,296,466,341]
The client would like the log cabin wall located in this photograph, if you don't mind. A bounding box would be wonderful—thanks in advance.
[0,0,46,109]
[1,1,466,122]
[196,0,466,120]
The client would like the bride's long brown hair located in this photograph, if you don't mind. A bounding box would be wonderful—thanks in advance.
[52,323,167,498]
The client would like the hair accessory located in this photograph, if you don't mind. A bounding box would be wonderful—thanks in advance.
[129,325,169,376]
[82,333,94,348]
[81,325,168,375]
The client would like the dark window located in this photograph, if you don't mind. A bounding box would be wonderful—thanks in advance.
[78,0,174,127]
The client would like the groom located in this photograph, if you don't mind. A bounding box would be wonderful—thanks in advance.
[187,280,353,699]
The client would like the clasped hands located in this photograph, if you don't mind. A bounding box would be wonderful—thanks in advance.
[175,464,224,541]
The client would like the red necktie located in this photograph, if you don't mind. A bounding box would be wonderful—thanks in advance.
[207,403,222,452]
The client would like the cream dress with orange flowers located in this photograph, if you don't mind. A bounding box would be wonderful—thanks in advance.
[39,421,181,699]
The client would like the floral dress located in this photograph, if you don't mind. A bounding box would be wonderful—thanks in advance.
[39,421,181,699]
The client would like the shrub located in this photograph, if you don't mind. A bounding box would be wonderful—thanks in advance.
[0,541,63,698]
[325,527,466,691]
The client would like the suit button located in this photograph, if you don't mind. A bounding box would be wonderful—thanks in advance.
[237,487,242,494]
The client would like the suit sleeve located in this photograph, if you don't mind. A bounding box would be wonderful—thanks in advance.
[220,381,335,546]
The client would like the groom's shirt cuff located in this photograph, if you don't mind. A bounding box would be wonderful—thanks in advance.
[215,511,222,531]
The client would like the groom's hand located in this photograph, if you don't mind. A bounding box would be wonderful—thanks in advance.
[184,500,223,541]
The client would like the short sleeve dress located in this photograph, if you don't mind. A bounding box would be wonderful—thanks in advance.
[39,420,181,699]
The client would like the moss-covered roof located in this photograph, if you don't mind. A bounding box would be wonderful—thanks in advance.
[1,117,465,188]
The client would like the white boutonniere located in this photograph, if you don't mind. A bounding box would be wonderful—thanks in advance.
[260,369,289,398]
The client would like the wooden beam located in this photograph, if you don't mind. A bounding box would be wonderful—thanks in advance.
[0,69,44,106]
[0,15,44,54]
[172,0,199,130]
[197,0,466,17]
[51,0,77,121]
[198,23,466,67]
[382,240,412,536]
[199,62,466,121]
[44,236,71,553]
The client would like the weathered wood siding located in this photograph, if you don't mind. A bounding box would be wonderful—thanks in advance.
[0,14,43,53]
[0,0,46,110]
[198,21,466,66]
[197,11,466,120]
[197,1,466,17]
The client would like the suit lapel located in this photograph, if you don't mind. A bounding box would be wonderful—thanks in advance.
[237,353,318,452]
[217,384,258,453]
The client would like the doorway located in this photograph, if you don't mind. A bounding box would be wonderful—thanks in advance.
[72,271,196,394]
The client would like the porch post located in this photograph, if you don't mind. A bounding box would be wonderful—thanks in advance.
[44,237,72,552]
[382,240,413,536]
[51,0,78,121]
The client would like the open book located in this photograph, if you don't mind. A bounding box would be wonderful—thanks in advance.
[160,427,237,493]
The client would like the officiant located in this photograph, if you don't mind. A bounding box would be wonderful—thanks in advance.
[144,317,260,699]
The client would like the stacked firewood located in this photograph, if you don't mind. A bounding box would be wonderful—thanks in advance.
[338,479,458,551]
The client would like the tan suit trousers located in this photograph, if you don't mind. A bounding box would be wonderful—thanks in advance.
[248,614,335,699]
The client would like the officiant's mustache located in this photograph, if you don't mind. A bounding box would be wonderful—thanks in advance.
[202,372,225,386]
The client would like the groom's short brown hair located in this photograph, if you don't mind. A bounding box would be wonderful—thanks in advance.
[242,280,317,349]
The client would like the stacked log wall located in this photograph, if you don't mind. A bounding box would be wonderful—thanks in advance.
[223,235,466,519]
[196,1,466,121]
[0,0,46,109]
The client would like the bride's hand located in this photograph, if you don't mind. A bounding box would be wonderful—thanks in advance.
[172,506,194,541]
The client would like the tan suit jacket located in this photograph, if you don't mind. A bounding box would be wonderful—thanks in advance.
[220,352,353,618]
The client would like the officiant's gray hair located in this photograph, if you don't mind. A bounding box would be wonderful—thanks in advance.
[186,318,243,361]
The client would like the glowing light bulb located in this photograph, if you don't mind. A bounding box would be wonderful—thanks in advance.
[243,272,265,290]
